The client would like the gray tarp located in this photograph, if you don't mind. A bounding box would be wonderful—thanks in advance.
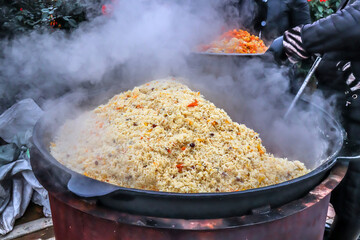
[0,99,51,235]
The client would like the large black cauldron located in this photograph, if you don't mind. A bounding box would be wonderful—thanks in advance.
[31,92,344,219]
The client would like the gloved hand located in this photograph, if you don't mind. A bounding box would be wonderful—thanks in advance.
[344,74,359,107]
[283,25,311,64]
[340,61,360,148]
[267,36,286,63]
[337,61,360,108]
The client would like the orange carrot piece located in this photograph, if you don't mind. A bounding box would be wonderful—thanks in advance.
[187,99,198,107]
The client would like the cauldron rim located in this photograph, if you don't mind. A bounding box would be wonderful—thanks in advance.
[45,164,347,230]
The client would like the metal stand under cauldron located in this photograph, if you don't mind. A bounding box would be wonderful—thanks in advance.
[43,164,346,240]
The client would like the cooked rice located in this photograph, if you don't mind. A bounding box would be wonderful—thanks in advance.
[51,77,309,193]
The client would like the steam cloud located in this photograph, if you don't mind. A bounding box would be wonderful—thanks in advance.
[0,0,224,103]
[0,0,342,168]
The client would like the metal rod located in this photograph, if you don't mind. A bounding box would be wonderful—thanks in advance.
[284,56,322,118]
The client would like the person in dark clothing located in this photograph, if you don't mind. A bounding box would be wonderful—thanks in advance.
[269,1,360,239]
[282,0,360,147]
[261,0,312,42]
[223,0,311,43]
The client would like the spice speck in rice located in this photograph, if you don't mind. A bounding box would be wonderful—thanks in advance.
[51,78,309,193]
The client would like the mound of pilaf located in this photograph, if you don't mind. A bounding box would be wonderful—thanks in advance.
[50,78,309,193]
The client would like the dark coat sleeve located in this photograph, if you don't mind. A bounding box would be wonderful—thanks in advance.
[290,0,312,27]
[301,1,360,54]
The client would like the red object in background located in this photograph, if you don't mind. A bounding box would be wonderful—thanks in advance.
[102,4,114,15]
[20,8,23,11]
[102,0,119,16]
[101,5,107,14]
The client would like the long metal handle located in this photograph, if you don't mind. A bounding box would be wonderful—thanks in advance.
[284,56,322,118]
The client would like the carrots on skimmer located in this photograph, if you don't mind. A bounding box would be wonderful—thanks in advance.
[199,29,268,54]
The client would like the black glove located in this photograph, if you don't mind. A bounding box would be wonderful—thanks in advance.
[329,160,360,240]
[283,26,311,64]
[339,62,360,108]
[267,36,286,63]
[340,61,360,148]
